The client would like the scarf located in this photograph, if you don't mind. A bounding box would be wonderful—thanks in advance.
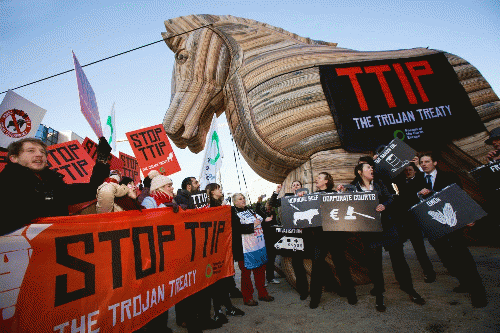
[152,190,173,207]
[104,177,119,184]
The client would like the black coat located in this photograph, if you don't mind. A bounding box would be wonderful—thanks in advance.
[406,169,462,207]
[353,180,399,248]
[174,189,194,210]
[0,162,109,236]
[256,202,278,247]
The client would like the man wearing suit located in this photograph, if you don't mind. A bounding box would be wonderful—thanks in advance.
[413,152,487,308]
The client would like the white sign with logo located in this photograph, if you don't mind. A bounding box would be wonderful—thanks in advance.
[0,90,47,148]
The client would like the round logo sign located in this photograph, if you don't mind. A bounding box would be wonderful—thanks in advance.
[205,264,213,278]
[0,109,32,138]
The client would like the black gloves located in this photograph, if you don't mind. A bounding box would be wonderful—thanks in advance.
[163,202,179,213]
[96,137,112,164]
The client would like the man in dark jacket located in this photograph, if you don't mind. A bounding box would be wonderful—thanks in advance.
[173,176,221,332]
[0,137,110,236]
[412,152,487,308]
[174,176,200,209]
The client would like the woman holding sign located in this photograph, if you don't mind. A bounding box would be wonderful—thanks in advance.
[306,172,358,309]
[345,163,425,312]
[269,181,312,302]
[232,193,275,306]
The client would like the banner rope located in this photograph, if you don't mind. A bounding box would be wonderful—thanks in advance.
[1,24,213,95]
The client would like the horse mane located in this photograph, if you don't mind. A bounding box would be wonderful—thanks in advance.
[162,14,337,48]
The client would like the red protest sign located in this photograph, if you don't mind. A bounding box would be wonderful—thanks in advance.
[0,206,233,333]
[126,125,181,177]
[119,152,140,184]
[82,137,124,172]
[46,140,95,184]
[0,151,7,173]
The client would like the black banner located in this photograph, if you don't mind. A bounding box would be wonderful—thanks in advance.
[321,192,382,232]
[280,192,383,232]
[272,227,313,258]
[280,194,322,228]
[470,160,500,197]
[190,191,209,208]
[409,184,487,240]
[374,138,417,179]
[319,53,485,152]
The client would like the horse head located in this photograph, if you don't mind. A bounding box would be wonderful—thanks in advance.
[162,15,231,152]
[162,15,498,186]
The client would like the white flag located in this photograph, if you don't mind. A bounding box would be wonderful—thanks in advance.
[0,90,47,148]
[103,103,116,153]
[199,115,224,190]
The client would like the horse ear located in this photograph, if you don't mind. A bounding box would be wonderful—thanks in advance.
[162,32,184,53]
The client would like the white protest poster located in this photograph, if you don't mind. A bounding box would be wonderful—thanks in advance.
[0,90,47,148]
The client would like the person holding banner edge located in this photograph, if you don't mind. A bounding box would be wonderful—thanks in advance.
[0,137,111,236]
[412,152,487,308]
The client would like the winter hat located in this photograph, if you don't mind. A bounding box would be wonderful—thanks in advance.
[108,170,121,182]
[485,127,500,145]
[150,172,173,192]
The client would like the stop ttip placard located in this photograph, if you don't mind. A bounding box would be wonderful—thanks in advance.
[126,125,181,177]
[46,140,95,184]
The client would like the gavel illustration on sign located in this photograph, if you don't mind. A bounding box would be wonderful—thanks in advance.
[345,206,375,220]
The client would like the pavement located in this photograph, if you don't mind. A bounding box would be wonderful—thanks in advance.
[165,241,500,333]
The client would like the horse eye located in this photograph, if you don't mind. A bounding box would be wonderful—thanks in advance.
[175,50,189,64]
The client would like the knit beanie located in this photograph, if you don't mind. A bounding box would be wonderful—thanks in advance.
[109,174,121,182]
[150,172,173,192]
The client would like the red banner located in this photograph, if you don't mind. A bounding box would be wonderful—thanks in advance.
[0,151,7,173]
[119,152,140,184]
[46,140,95,184]
[0,206,233,333]
[126,125,181,177]
[82,137,124,172]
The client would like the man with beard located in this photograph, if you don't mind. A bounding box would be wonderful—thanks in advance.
[174,176,221,332]
[0,137,110,236]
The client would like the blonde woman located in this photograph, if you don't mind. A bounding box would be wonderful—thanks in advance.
[141,173,178,212]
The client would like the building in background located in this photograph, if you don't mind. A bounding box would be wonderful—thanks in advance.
[35,124,83,145]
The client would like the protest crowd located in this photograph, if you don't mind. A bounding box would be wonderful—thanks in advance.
[0,126,499,332]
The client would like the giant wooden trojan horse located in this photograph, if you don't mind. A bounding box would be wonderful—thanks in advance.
[161,15,499,286]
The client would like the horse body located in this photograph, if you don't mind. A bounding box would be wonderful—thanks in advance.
[162,14,499,185]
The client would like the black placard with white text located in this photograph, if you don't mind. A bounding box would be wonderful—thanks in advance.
[469,160,500,197]
[409,184,487,240]
[374,138,417,179]
[321,192,382,232]
[272,227,314,258]
[280,194,322,228]
[319,53,485,152]
[190,191,210,208]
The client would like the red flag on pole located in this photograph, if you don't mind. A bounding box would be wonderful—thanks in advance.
[72,51,103,138]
